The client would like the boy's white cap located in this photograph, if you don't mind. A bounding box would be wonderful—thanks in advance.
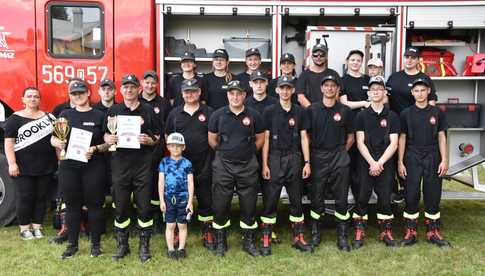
[167,132,185,145]
[367,58,383,67]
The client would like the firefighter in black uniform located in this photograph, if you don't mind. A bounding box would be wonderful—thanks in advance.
[260,75,313,255]
[353,76,400,249]
[93,79,116,113]
[165,79,215,251]
[307,75,354,251]
[398,78,450,248]
[244,70,277,115]
[208,80,265,257]
[104,74,161,263]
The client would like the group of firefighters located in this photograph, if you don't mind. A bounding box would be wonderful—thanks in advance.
[4,43,451,262]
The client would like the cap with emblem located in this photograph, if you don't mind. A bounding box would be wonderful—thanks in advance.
[321,75,340,86]
[181,79,200,92]
[367,58,384,68]
[245,48,261,58]
[277,75,295,87]
[121,74,140,86]
[411,78,430,88]
[213,49,229,60]
[166,132,185,145]
[100,79,115,89]
[280,53,295,64]
[181,51,196,62]
[404,47,420,58]
[143,70,159,81]
[69,81,88,94]
[250,70,268,82]
[368,76,386,87]
[226,80,245,92]
[312,43,328,54]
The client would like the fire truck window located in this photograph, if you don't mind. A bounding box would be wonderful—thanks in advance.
[49,5,103,58]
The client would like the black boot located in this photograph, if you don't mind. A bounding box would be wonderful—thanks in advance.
[260,223,272,256]
[378,219,399,247]
[310,219,321,247]
[61,243,78,259]
[401,219,418,246]
[112,230,130,261]
[242,230,260,257]
[214,229,227,257]
[139,230,152,263]
[202,221,215,251]
[90,242,103,257]
[352,219,365,249]
[291,222,313,252]
[336,221,351,252]
[425,219,451,248]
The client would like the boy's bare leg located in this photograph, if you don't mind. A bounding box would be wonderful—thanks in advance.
[166,223,176,251]
[178,223,188,249]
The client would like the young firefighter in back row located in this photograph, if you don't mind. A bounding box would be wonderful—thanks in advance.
[398,78,450,248]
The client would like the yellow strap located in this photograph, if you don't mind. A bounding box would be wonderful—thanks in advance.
[335,211,350,221]
[261,216,277,224]
[289,215,304,223]
[425,212,441,220]
[150,200,160,206]
[310,210,321,220]
[403,211,419,219]
[377,213,394,220]
[198,215,214,222]
[212,220,230,229]
[114,218,131,229]
[138,219,154,228]
[240,221,258,229]
[352,213,368,220]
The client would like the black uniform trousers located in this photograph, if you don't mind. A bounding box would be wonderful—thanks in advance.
[111,151,153,231]
[212,152,259,229]
[354,153,394,219]
[349,144,361,200]
[261,150,304,223]
[150,143,165,207]
[188,151,213,222]
[310,147,351,221]
[403,146,442,219]
[59,158,106,245]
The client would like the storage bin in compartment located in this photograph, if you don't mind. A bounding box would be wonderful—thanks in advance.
[223,37,271,59]
[436,103,481,128]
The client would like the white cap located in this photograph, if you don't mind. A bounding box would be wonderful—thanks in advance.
[367,58,383,67]
[166,132,185,145]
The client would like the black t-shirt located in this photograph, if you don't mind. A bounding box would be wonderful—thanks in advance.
[244,95,277,117]
[386,70,437,114]
[59,108,106,167]
[105,102,161,154]
[165,104,213,158]
[203,72,230,110]
[296,68,340,104]
[52,101,72,118]
[307,102,353,150]
[235,72,252,97]
[341,74,370,101]
[355,105,400,154]
[400,105,447,148]
[92,101,113,114]
[167,73,205,107]
[4,113,57,175]
[263,103,309,151]
[268,76,298,104]
[208,106,264,161]
[139,94,171,132]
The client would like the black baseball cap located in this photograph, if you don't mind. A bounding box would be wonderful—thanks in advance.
[245,48,261,58]
[121,74,140,86]
[312,43,328,54]
[226,80,245,92]
[280,53,295,64]
[69,81,88,94]
[143,70,159,81]
[368,76,386,87]
[277,75,295,88]
[404,47,420,58]
[411,78,430,88]
[347,49,364,59]
[181,79,200,91]
[321,75,340,86]
[250,70,268,82]
[213,49,229,60]
[100,79,115,89]
[181,51,195,61]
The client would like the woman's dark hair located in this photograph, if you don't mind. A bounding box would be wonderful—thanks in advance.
[346,49,364,60]
[22,87,39,96]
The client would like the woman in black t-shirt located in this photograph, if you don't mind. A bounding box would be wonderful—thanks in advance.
[4,87,57,240]
[236,48,263,97]
[51,82,109,259]
[203,49,234,110]
[167,51,204,107]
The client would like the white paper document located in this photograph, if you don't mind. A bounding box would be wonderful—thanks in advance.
[65,127,93,163]
[117,115,141,149]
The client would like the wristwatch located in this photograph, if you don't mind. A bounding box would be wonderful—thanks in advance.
[304,160,310,165]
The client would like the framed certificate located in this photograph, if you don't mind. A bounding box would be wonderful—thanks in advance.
[65,127,93,163]
[117,115,141,149]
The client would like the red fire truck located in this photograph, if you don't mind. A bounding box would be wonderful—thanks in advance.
[1,0,485,226]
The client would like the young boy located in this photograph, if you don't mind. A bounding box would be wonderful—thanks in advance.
[159,132,194,259]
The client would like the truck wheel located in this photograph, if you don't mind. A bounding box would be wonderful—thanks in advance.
[0,154,16,226]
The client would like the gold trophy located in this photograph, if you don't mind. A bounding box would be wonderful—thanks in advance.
[107,116,117,151]
[53,118,70,160]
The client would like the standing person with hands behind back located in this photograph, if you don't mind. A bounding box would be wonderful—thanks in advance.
[159,132,194,260]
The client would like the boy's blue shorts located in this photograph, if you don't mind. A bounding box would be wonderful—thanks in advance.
[164,195,188,224]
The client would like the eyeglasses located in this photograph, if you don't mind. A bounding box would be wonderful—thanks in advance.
[312,53,326,58]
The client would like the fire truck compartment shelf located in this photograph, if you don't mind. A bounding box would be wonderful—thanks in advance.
[164,57,272,63]
[431,76,485,80]
[447,155,485,176]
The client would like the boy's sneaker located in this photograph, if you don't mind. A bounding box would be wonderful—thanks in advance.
[20,230,34,240]
[32,228,44,239]
[177,248,187,259]
[167,250,177,260]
